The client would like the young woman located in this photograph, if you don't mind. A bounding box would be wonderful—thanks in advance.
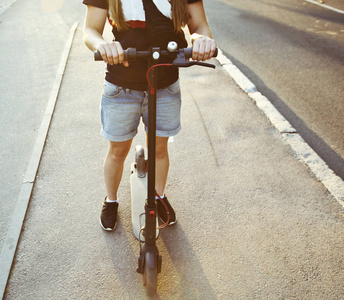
[83,0,216,231]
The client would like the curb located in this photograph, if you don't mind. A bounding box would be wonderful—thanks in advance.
[0,22,79,299]
[215,48,344,207]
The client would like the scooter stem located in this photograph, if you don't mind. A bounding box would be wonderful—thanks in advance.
[145,47,159,245]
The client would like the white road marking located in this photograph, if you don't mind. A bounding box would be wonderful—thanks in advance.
[305,0,344,14]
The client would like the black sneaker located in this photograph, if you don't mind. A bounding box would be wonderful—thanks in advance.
[156,196,176,225]
[100,198,119,231]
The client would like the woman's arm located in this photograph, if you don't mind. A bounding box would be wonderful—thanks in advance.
[187,1,216,61]
[83,5,128,66]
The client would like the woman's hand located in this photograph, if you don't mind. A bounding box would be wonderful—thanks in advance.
[191,34,216,61]
[96,41,129,67]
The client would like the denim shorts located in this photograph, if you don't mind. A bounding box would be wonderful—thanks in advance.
[100,80,182,142]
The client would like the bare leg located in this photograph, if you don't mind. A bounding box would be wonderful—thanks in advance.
[104,139,132,200]
[154,136,169,196]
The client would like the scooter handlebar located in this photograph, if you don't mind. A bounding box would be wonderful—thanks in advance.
[94,47,218,61]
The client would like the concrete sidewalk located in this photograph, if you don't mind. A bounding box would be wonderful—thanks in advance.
[4,26,344,299]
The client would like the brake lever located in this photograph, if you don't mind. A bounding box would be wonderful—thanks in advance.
[172,49,216,69]
[183,61,216,69]
[173,59,216,69]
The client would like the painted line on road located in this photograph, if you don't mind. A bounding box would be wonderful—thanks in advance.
[0,0,17,16]
[305,0,344,14]
[0,22,79,299]
[215,48,344,207]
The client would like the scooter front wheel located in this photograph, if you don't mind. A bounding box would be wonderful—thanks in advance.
[143,252,158,296]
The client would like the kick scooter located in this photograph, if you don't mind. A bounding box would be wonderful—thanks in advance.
[95,42,217,296]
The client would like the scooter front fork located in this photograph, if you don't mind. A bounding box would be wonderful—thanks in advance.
[137,204,162,274]
[137,244,162,275]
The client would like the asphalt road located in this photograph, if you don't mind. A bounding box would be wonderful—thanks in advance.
[204,0,344,179]
[1,0,343,252]
[5,25,344,298]
[1,0,344,298]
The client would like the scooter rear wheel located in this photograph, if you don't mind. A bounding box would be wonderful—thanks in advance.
[143,252,158,296]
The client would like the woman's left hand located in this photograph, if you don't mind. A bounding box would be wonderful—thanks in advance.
[191,34,217,61]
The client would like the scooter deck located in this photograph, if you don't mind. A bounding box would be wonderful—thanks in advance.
[130,162,159,242]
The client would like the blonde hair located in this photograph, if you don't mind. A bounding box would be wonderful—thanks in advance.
[108,0,189,32]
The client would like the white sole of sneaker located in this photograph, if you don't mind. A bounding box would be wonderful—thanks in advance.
[100,218,117,231]
[158,216,177,226]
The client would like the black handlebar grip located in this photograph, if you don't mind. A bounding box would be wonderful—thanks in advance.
[183,47,218,59]
[94,50,102,61]
[183,48,193,59]
[94,49,132,61]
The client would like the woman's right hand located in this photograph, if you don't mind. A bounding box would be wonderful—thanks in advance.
[96,41,129,67]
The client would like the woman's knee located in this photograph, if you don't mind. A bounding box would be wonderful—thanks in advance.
[107,140,132,163]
